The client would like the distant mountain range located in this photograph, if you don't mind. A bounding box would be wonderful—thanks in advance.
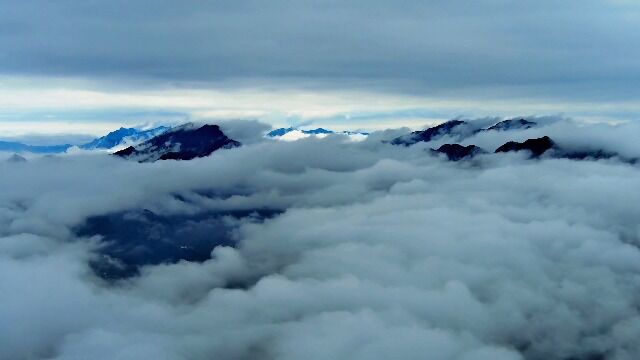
[485,118,536,132]
[266,127,369,141]
[0,141,73,154]
[390,118,536,146]
[0,126,169,154]
[114,123,241,162]
[2,118,633,165]
[1,124,367,155]
[390,118,634,163]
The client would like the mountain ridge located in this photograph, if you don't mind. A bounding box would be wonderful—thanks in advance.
[114,124,241,162]
[80,126,169,150]
[267,127,369,138]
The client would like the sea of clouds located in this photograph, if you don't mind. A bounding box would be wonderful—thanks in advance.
[2,117,640,360]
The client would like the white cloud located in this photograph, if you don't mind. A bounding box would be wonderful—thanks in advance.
[1,118,640,359]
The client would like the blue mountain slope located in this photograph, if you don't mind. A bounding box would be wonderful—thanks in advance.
[0,141,72,154]
[390,120,469,146]
[266,127,296,137]
[81,126,169,150]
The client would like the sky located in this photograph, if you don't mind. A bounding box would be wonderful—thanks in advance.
[1,0,640,136]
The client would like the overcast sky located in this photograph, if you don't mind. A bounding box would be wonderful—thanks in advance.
[1,0,639,135]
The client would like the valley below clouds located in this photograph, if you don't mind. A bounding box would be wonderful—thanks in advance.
[2,118,640,360]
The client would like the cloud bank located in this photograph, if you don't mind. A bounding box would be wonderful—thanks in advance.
[2,118,640,359]
[1,0,639,101]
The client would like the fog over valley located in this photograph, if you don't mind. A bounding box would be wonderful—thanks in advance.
[2,118,640,359]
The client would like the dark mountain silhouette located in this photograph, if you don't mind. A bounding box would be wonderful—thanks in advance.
[495,136,556,158]
[114,124,241,162]
[493,136,635,163]
[431,144,486,161]
[486,118,536,131]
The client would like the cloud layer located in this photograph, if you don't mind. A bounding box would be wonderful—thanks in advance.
[1,0,640,101]
[2,118,640,359]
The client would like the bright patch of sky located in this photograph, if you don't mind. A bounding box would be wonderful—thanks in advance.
[0,0,639,135]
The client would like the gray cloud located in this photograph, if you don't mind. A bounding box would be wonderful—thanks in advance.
[1,0,639,101]
[2,119,640,359]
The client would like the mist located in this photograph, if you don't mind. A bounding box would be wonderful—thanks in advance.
[1,118,640,359]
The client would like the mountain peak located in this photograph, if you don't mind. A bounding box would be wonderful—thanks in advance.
[266,127,368,141]
[7,153,27,163]
[81,126,169,150]
[390,120,468,146]
[114,124,241,162]
[495,136,555,158]
[267,127,296,137]
[431,144,486,161]
[486,118,537,132]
